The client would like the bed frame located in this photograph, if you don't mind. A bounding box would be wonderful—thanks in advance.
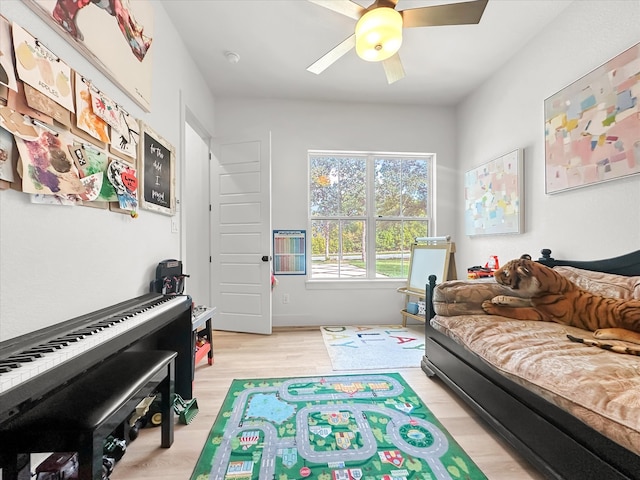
[422,248,640,480]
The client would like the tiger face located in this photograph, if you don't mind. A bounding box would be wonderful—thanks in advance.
[493,258,543,296]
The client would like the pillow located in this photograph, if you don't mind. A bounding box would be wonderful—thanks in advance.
[432,279,530,316]
[553,266,640,300]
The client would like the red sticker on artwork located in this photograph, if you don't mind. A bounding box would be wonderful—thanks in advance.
[121,170,138,191]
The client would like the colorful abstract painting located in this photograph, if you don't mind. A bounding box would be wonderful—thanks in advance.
[465,149,523,236]
[544,42,640,194]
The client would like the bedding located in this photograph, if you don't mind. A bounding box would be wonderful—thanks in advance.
[422,250,640,480]
[431,315,640,455]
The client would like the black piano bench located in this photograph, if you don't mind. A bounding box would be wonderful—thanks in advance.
[0,350,177,480]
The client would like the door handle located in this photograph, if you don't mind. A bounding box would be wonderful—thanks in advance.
[262,255,271,262]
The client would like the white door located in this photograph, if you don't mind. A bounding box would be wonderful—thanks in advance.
[184,122,211,307]
[211,131,272,334]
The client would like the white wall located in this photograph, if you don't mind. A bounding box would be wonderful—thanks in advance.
[456,0,640,271]
[0,1,215,340]
[214,98,457,327]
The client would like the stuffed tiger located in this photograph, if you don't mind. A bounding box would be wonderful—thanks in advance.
[481,255,640,355]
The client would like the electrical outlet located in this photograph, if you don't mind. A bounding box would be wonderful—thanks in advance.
[282,293,290,304]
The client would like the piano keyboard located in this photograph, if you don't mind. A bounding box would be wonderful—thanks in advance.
[0,296,183,394]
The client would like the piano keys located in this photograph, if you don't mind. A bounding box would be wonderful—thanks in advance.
[0,293,194,427]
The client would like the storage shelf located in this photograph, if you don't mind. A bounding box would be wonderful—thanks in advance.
[397,287,425,326]
[401,309,425,323]
[195,341,211,365]
[192,306,216,367]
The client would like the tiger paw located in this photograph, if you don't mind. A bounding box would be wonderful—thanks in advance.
[491,295,510,305]
[481,300,497,314]
[491,295,532,307]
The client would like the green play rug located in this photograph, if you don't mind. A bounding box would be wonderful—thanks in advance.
[191,373,487,480]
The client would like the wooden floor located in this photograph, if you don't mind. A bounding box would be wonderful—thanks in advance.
[111,327,545,480]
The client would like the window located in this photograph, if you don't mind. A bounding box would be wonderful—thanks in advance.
[309,151,433,280]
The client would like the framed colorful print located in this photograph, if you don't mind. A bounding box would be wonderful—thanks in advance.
[139,123,175,216]
[544,42,640,194]
[23,0,154,112]
[465,149,523,236]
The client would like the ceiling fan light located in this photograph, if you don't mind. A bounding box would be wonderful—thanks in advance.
[355,7,403,63]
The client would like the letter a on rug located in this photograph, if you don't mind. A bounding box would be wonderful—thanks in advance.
[190,373,487,480]
[320,325,425,370]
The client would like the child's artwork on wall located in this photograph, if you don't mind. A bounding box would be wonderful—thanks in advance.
[7,80,53,125]
[545,41,640,194]
[0,127,16,182]
[465,149,523,236]
[23,83,71,126]
[109,109,139,162]
[23,0,154,112]
[12,22,74,112]
[107,158,137,212]
[0,16,18,92]
[90,88,127,135]
[15,127,84,195]
[70,141,116,202]
[0,105,39,140]
[73,72,109,144]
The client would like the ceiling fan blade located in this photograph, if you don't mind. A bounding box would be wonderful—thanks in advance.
[307,0,366,20]
[382,53,405,84]
[401,0,488,28]
[307,34,356,75]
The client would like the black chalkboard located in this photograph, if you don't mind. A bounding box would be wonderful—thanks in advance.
[139,124,175,215]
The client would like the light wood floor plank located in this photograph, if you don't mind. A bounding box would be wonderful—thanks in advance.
[110,328,544,480]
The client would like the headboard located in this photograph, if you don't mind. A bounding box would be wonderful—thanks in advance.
[537,248,640,276]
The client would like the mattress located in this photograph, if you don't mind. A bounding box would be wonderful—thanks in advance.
[430,313,640,455]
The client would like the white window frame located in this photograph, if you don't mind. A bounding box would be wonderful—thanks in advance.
[308,149,435,282]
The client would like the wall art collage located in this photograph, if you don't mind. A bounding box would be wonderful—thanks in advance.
[0,13,174,216]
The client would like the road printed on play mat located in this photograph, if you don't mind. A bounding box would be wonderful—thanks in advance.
[198,374,486,480]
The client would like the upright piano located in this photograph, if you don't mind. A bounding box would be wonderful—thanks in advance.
[0,293,194,429]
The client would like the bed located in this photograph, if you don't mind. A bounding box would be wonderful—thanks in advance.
[422,248,640,480]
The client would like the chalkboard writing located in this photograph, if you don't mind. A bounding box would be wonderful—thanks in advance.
[142,130,173,213]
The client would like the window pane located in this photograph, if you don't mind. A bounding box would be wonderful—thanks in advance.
[340,158,366,216]
[375,158,401,216]
[375,157,429,217]
[311,219,366,278]
[401,158,429,217]
[310,155,366,217]
[310,156,340,217]
[375,220,428,278]
[311,220,338,277]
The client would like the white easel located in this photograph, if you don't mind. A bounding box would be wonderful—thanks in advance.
[397,236,457,325]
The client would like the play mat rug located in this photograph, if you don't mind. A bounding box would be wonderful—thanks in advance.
[321,325,425,370]
[190,373,487,480]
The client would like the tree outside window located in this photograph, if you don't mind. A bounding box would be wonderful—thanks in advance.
[309,151,432,279]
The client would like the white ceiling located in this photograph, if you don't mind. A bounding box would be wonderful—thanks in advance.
[161,0,573,106]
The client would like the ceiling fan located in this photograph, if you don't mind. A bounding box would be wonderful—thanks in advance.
[307,0,488,84]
